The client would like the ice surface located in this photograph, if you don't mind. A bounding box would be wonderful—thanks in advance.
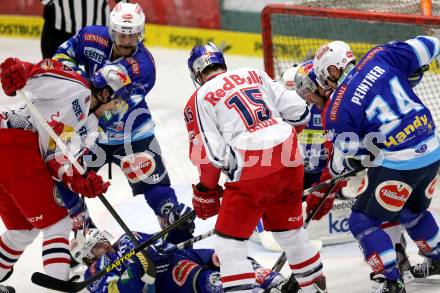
[1,38,439,292]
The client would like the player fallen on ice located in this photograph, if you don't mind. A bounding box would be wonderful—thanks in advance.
[0,57,115,290]
[53,2,195,246]
[313,37,440,293]
[184,42,327,293]
[71,229,297,293]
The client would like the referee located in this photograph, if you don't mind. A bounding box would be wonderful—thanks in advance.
[40,0,127,58]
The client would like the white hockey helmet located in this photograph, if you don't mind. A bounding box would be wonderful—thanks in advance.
[280,64,300,90]
[313,41,355,87]
[109,3,145,46]
[293,60,319,98]
[71,229,113,265]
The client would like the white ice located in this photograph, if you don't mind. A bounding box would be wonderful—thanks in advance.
[1,38,440,293]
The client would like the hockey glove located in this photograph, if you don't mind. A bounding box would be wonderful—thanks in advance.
[192,183,223,220]
[91,64,132,100]
[47,158,110,198]
[0,58,32,96]
[168,203,195,233]
[135,251,156,284]
[306,180,347,220]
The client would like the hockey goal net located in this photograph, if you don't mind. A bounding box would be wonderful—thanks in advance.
[261,3,440,135]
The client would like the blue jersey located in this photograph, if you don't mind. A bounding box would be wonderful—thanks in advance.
[299,105,328,174]
[325,36,440,170]
[54,25,156,145]
[85,232,219,293]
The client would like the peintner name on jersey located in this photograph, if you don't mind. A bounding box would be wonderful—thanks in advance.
[351,66,385,106]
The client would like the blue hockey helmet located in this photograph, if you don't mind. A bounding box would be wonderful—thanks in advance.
[188,42,226,86]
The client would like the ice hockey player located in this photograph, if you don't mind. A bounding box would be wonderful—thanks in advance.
[53,2,194,243]
[72,229,297,292]
[313,37,440,292]
[282,61,349,223]
[292,59,411,271]
[184,42,327,292]
[0,57,112,290]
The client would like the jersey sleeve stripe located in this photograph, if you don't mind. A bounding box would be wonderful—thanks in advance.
[405,38,431,67]
[284,106,310,124]
[195,94,222,166]
[421,36,440,59]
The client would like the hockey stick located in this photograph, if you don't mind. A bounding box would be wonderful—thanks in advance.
[272,167,366,272]
[17,90,144,246]
[271,185,337,273]
[31,210,196,292]
[164,229,215,253]
[302,166,366,197]
[16,90,160,288]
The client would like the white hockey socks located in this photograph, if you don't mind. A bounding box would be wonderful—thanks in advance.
[214,236,256,292]
[41,216,71,281]
[0,229,38,281]
[273,228,325,293]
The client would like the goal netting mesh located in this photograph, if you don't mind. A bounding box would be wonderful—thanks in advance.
[261,2,440,135]
[295,0,440,16]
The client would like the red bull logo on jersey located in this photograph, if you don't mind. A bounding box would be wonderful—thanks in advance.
[47,113,76,150]
[375,181,412,212]
[115,70,131,86]
[384,114,430,147]
[204,71,263,106]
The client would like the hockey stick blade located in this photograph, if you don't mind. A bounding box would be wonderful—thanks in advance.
[302,166,366,197]
[32,210,196,292]
[271,168,363,272]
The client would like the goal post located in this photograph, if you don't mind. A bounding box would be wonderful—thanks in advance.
[261,3,440,132]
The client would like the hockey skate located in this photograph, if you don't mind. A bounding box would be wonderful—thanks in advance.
[0,285,14,293]
[410,257,440,279]
[369,274,405,293]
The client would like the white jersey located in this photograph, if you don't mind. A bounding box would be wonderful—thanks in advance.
[1,60,98,162]
[185,67,310,182]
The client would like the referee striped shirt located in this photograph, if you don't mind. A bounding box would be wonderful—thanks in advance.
[42,0,126,34]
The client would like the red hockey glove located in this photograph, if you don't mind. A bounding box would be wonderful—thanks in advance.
[192,183,223,220]
[306,180,347,220]
[0,58,31,96]
[47,158,110,198]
